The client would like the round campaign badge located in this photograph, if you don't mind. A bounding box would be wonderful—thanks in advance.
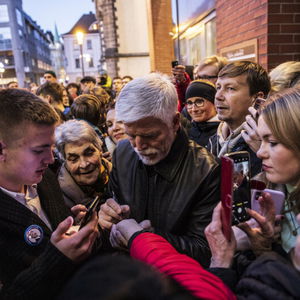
[24,225,44,246]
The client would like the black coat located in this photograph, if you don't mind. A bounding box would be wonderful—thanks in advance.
[188,121,219,147]
[109,128,220,267]
[0,170,76,300]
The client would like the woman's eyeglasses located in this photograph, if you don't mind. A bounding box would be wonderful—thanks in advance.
[186,98,205,108]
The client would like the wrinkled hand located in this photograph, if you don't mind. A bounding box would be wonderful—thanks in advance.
[51,212,99,263]
[98,198,130,230]
[109,219,151,249]
[205,203,236,268]
[172,65,186,83]
[241,107,261,153]
[238,192,275,256]
[71,204,87,224]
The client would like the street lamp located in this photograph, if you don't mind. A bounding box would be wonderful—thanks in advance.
[76,31,85,77]
[0,62,5,88]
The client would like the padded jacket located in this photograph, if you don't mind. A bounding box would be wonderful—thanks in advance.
[109,128,220,267]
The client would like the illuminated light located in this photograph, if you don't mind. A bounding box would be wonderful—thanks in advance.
[76,31,84,45]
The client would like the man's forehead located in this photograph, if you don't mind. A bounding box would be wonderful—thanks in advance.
[217,74,248,86]
[124,117,167,131]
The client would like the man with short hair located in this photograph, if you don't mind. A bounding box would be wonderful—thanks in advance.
[207,61,271,176]
[0,89,98,299]
[7,81,19,88]
[111,76,123,99]
[80,76,96,91]
[99,73,220,266]
[36,81,65,114]
[43,70,57,83]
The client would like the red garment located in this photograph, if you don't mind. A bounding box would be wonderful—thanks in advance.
[175,72,191,112]
[130,233,236,300]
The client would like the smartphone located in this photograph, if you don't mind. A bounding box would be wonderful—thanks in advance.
[79,196,101,229]
[225,151,251,225]
[171,60,179,68]
[220,156,234,241]
[251,188,285,215]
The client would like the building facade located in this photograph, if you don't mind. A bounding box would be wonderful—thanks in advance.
[0,0,52,87]
[93,0,174,78]
[62,12,102,83]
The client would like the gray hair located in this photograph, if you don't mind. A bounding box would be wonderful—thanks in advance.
[55,119,102,160]
[116,72,178,125]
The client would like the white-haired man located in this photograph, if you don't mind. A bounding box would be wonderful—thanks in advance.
[99,73,220,266]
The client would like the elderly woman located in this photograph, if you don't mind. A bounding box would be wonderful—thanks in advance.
[55,119,111,209]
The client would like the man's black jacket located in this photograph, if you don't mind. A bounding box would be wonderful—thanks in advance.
[109,128,220,267]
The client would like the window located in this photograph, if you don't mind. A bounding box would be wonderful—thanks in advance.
[0,27,12,50]
[87,40,92,49]
[75,58,80,69]
[88,57,94,68]
[0,5,9,22]
[16,9,23,26]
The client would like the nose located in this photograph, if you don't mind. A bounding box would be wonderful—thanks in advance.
[191,103,199,111]
[44,149,55,165]
[256,141,267,160]
[79,157,90,169]
[215,88,224,102]
[112,121,120,132]
[132,136,148,151]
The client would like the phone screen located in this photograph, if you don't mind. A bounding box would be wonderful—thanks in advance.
[226,151,251,225]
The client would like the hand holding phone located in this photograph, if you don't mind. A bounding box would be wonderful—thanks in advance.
[220,156,234,241]
[79,196,101,229]
[251,188,285,215]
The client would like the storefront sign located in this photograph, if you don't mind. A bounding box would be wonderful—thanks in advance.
[220,39,257,62]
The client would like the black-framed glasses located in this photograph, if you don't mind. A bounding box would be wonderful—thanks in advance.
[195,75,218,80]
[186,98,205,108]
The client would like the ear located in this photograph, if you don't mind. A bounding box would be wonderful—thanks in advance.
[256,91,265,99]
[46,95,52,104]
[172,112,181,132]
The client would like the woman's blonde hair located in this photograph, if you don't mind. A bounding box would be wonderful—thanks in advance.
[269,61,300,94]
[262,88,300,211]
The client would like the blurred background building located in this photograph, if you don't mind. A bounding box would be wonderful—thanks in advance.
[0,0,53,87]
[62,12,102,83]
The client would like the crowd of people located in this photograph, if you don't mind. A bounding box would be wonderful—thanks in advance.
[1,57,300,299]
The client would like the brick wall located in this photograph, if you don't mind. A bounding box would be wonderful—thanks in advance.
[268,0,300,70]
[216,0,268,69]
[216,0,300,71]
[148,0,174,74]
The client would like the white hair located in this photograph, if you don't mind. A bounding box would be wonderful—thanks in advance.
[55,119,102,160]
[116,72,178,125]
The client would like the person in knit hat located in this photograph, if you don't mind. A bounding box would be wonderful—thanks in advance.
[185,79,220,147]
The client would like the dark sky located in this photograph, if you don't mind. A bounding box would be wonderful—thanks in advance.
[22,0,96,35]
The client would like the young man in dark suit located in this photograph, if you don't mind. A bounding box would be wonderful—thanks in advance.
[0,89,99,299]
